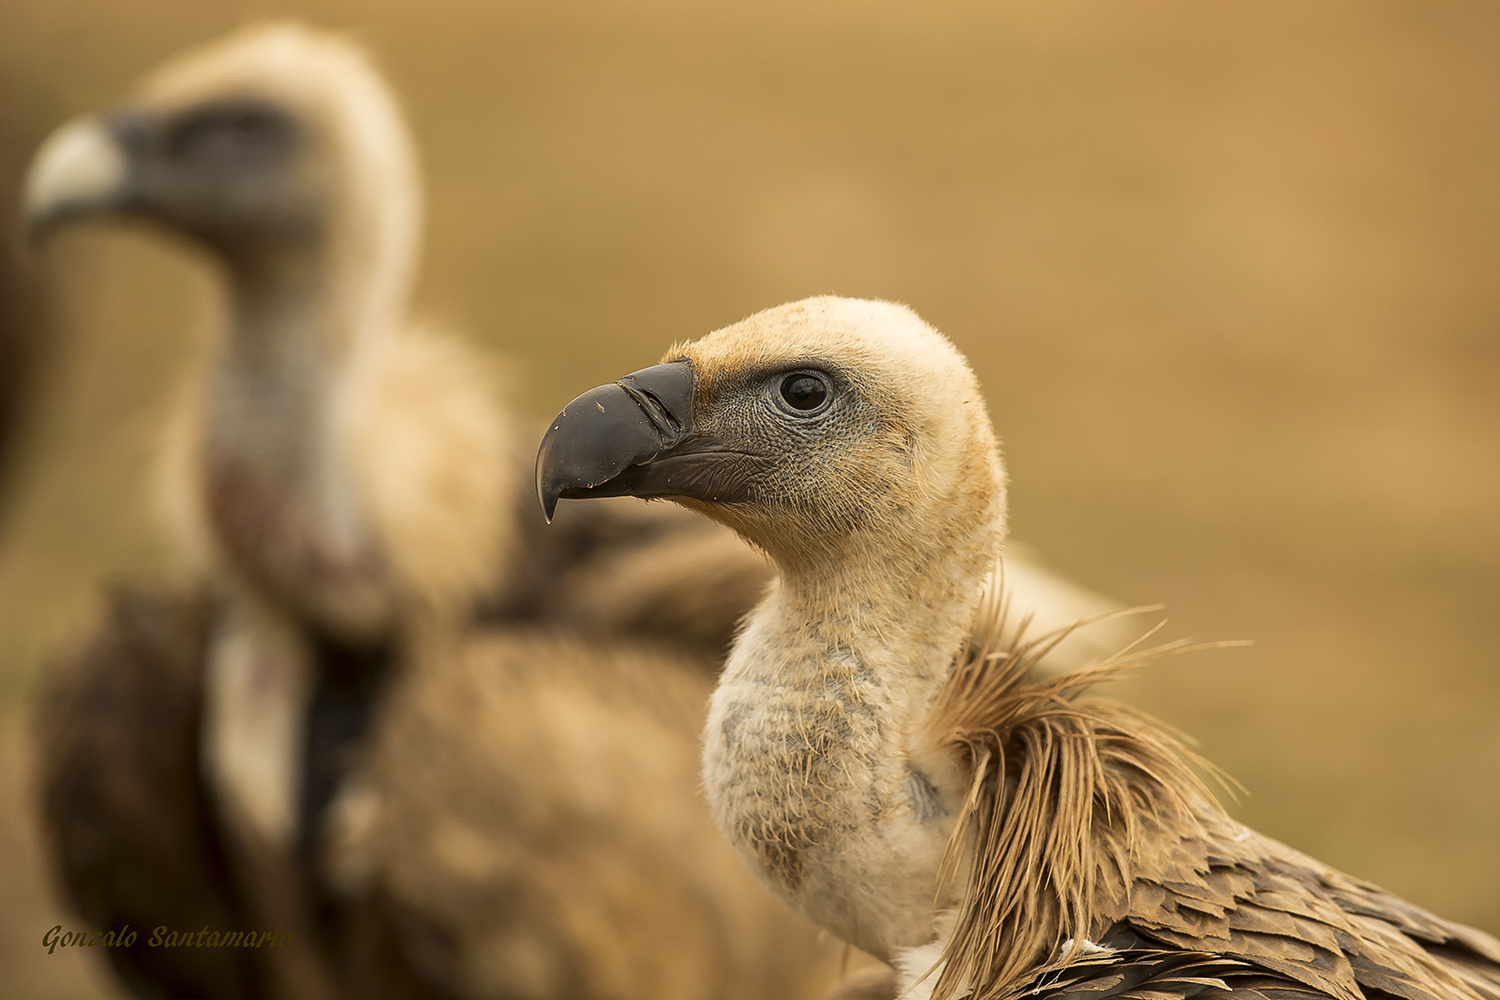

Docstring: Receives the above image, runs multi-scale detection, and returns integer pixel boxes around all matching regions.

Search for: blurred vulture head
[25,22,417,337]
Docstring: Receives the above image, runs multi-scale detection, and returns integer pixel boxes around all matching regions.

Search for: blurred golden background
[0,1,1495,996]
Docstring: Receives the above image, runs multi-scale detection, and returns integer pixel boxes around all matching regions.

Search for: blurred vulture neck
[224,215,412,365]
[212,187,416,442]
[199,188,418,638]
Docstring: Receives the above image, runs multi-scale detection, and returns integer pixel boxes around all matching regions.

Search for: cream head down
[538,296,1007,573]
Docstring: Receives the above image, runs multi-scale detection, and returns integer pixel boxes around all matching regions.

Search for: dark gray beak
[535,360,764,521]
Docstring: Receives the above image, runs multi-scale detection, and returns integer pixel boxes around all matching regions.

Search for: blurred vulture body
[41,581,849,1000]
[536,297,1500,1000]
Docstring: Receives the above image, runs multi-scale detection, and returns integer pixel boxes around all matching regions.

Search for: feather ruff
[917,570,1500,1000]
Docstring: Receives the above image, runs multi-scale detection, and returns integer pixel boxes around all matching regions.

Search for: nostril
[614,361,697,447]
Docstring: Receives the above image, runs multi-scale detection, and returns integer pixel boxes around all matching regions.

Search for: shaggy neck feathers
[917,601,1222,1000]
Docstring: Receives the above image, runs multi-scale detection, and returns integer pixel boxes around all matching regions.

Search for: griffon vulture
[536,296,1500,1000]
[23,24,859,1000]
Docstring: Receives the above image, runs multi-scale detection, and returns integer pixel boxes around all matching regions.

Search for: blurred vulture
[24,23,843,1000]
[537,296,1500,1000]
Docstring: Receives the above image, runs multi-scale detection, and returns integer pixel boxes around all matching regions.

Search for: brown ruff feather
[916,571,1500,1000]
[920,573,1231,1000]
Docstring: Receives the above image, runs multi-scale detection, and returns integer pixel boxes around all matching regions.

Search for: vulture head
[20,21,499,643]
[538,296,1008,578]
[25,21,418,346]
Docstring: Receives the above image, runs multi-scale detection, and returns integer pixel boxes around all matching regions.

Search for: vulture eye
[777,372,832,415]
[169,103,294,168]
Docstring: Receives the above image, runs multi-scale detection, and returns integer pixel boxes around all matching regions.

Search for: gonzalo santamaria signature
[43,925,292,954]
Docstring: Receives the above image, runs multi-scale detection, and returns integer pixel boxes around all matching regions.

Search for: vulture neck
[775,527,995,702]
[202,193,416,639]
[196,139,431,857]
[222,197,414,369]
[706,478,1006,962]
[220,249,382,389]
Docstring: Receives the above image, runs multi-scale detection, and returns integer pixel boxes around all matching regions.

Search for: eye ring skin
[165,100,300,169]
[770,369,835,419]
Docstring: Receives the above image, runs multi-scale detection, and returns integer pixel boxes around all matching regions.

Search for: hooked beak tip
[536,443,562,523]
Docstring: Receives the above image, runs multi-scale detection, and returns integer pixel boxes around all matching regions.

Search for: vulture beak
[535,360,762,521]
[23,115,131,242]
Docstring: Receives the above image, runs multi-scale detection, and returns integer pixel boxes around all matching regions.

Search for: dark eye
[169,103,293,167]
[778,372,830,413]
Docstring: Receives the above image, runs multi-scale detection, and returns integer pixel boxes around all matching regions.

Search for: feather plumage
[921,589,1500,1000]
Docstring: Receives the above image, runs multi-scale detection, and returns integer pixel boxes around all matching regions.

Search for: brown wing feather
[1113,816,1500,1000]
[1016,947,1330,998]
[918,579,1227,999]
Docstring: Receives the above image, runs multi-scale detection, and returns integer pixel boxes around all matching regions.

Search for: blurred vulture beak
[24,116,130,241]
[535,359,763,520]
